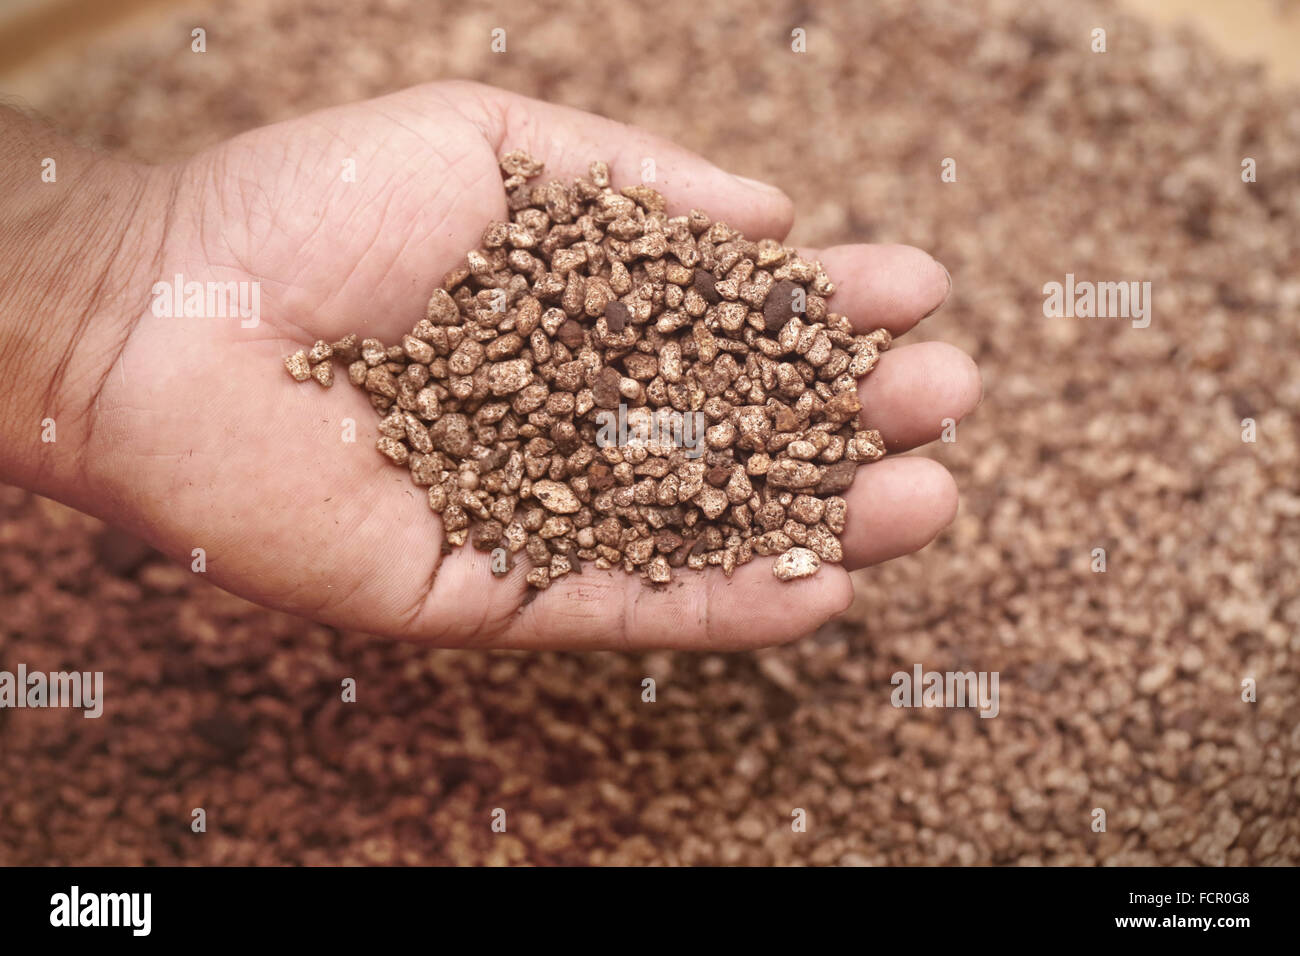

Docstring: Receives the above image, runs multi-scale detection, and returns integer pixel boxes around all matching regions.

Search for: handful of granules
[284,152,890,589]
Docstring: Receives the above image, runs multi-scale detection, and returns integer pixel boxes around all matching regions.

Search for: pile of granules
[285,152,891,588]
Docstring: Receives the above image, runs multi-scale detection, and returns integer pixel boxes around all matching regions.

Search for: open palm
[80,81,978,649]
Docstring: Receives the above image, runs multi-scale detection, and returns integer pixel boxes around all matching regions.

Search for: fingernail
[921,262,952,320]
[732,173,785,195]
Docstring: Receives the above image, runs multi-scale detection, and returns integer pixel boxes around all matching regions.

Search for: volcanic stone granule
[286,153,890,588]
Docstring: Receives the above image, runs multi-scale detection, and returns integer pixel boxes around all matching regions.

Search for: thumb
[422,80,795,241]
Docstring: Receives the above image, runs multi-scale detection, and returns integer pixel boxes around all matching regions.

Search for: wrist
[0,111,178,502]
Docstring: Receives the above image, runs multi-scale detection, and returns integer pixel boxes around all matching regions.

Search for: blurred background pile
[0,0,1297,864]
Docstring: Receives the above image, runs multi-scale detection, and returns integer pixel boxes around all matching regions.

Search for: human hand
[0,82,979,649]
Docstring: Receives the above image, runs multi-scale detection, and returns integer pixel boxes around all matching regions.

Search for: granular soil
[286,153,889,589]
[0,0,1296,865]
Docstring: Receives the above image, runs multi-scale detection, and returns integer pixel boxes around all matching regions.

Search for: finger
[858,341,982,452]
[838,456,958,569]
[439,80,796,241]
[799,244,950,336]
[475,558,853,651]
